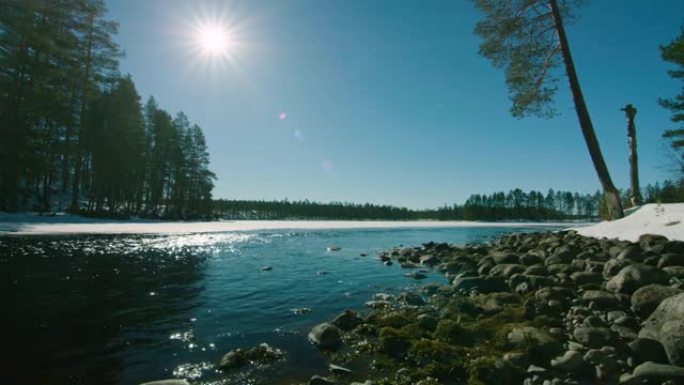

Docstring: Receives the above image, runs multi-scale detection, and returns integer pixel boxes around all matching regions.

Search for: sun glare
[197,24,230,55]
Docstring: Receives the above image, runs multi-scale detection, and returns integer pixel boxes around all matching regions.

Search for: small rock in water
[290,307,313,315]
[309,375,336,385]
[384,260,393,266]
[261,266,273,271]
[331,309,363,331]
[329,363,352,374]
[218,349,247,370]
[327,246,341,252]
[308,323,342,349]
[359,253,368,257]
[317,271,330,275]
[140,380,190,385]
[403,271,427,280]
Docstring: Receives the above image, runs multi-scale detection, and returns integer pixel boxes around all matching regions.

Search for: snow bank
[571,203,684,242]
[0,212,577,235]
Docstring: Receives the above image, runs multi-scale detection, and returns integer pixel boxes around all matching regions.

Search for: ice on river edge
[0,213,580,235]
[1,203,682,243]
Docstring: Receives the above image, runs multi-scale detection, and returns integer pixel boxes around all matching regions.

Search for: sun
[196,24,230,56]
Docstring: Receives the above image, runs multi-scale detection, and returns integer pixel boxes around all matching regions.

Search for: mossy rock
[378,311,414,329]
[467,357,519,385]
[378,327,411,358]
[434,319,473,345]
[416,314,438,331]
[408,338,459,366]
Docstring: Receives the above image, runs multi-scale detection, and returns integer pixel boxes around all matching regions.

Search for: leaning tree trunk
[549,0,624,219]
[622,104,641,207]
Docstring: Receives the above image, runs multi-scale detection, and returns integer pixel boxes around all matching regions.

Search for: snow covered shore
[0,212,578,235]
[572,203,684,242]
[2,205,681,241]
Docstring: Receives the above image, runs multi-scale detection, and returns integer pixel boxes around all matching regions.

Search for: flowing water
[0,225,565,385]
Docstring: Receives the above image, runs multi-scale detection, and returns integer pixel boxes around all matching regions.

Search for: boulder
[489,263,526,278]
[664,266,684,279]
[605,264,669,294]
[523,265,547,276]
[491,251,519,264]
[639,234,669,251]
[309,323,342,349]
[218,343,283,370]
[397,292,425,306]
[628,338,670,365]
[659,253,684,268]
[630,361,684,382]
[550,350,584,371]
[509,274,554,291]
[520,253,544,266]
[631,284,682,318]
[603,259,632,277]
[507,326,563,362]
[640,293,684,365]
[452,276,508,294]
[570,271,603,285]
[582,290,622,310]
[219,349,247,370]
[573,327,612,349]
[419,254,437,266]
[617,246,643,263]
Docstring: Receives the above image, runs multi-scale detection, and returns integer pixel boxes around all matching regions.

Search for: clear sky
[106,0,684,209]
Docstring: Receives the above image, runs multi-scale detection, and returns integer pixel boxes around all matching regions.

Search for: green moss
[434,319,472,345]
[377,327,410,358]
[408,338,458,366]
[466,356,499,385]
[439,296,480,322]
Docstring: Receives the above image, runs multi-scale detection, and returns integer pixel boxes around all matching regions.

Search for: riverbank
[284,229,684,385]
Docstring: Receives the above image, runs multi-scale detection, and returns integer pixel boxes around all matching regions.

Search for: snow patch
[571,203,684,242]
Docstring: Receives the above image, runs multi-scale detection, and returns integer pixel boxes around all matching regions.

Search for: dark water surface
[0,226,563,385]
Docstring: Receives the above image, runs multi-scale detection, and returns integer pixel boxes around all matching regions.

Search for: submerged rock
[308,322,342,350]
[218,343,284,370]
[331,309,363,331]
[219,348,247,370]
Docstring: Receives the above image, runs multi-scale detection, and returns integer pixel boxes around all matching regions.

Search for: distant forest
[215,181,684,221]
[0,1,215,218]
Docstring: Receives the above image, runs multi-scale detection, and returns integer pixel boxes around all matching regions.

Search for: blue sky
[106,0,684,209]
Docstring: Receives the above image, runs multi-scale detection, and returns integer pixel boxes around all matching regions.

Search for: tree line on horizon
[0,1,215,218]
[214,181,684,221]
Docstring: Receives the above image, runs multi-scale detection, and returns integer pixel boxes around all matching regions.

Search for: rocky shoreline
[286,230,684,385]
[163,230,684,385]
